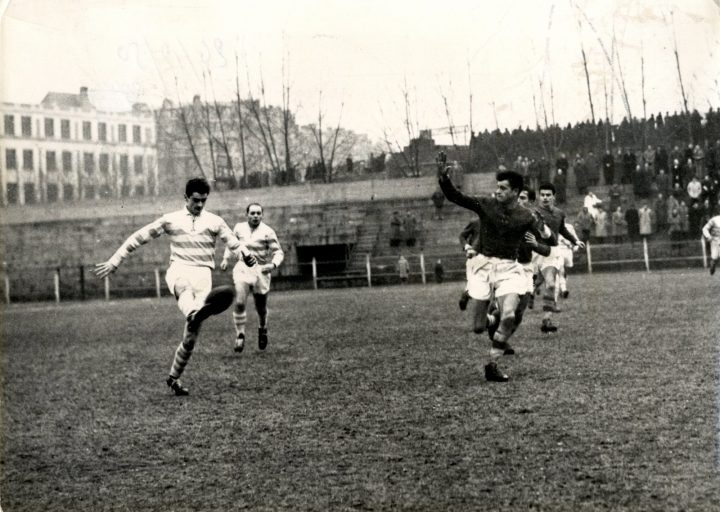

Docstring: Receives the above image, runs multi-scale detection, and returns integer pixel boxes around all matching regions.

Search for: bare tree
[669,11,693,141]
[208,70,235,185]
[244,66,282,178]
[234,53,248,184]
[174,77,206,178]
[309,91,347,183]
[281,50,295,180]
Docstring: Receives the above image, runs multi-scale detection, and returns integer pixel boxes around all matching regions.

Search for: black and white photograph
[1,0,720,510]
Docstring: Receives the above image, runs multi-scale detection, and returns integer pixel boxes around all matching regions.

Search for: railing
[0,238,710,304]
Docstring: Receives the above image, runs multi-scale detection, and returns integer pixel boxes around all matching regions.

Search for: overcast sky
[1,0,719,144]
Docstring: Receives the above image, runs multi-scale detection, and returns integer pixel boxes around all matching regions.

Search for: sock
[232,306,247,338]
[169,322,198,380]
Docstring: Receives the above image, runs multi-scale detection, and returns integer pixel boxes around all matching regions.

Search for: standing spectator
[583,190,603,219]
[397,255,410,284]
[668,207,683,254]
[639,202,655,239]
[688,200,705,239]
[553,168,567,204]
[684,143,694,165]
[687,176,702,202]
[655,168,671,198]
[538,155,551,186]
[609,183,623,213]
[643,145,656,169]
[655,145,669,174]
[667,192,680,222]
[707,139,720,174]
[701,174,719,210]
[654,193,668,235]
[527,157,540,192]
[612,205,627,243]
[594,205,610,244]
[431,188,445,220]
[403,211,417,247]
[586,150,600,186]
[692,144,705,178]
[678,200,690,239]
[670,158,684,189]
[575,206,595,243]
[389,211,403,248]
[683,157,696,185]
[555,152,569,184]
[602,149,615,186]
[573,154,588,194]
[434,259,445,283]
[512,155,524,175]
[622,147,636,186]
[670,145,683,166]
[625,203,640,245]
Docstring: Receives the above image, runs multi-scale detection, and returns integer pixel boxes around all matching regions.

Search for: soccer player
[458,219,481,311]
[556,222,580,300]
[702,213,720,275]
[94,177,257,396]
[533,183,585,333]
[220,203,284,352]
[437,152,546,382]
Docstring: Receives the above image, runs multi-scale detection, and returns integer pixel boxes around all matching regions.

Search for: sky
[1,0,719,145]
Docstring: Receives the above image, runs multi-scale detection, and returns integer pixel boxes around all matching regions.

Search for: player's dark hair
[496,170,524,192]
[539,182,556,195]
[246,202,263,214]
[185,177,211,197]
[522,186,536,201]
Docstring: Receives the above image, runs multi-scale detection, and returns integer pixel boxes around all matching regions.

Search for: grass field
[2,269,720,511]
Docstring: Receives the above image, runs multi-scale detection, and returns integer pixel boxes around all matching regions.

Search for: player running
[221,203,284,352]
[437,152,549,382]
[94,177,257,396]
[702,213,720,275]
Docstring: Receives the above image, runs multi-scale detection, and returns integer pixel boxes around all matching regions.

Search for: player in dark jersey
[534,182,585,332]
[437,152,547,382]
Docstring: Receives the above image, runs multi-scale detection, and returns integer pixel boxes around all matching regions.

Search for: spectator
[689,200,705,238]
[670,158,684,189]
[639,202,655,239]
[431,188,445,220]
[678,199,690,239]
[655,168,671,198]
[594,205,610,244]
[397,255,410,284]
[683,157,696,185]
[586,150,600,186]
[527,158,540,192]
[389,211,403,248]
[583,190,603,219]
[602,149,615,186]
[553,168,567,204]
[668,207,682,254]
[670,145,683,166]
[609,183,623,213]
[655,145,669,174]
[538,156,551,185]
[701,174,719,209]
[575,206,595,243]
[667,192,680,222]
[692,144,705,178]
[654,193,668,235]
[643,145,656,169]
[434,259,445,283]
[622,147,636,186]
[555,152,569,183]
[403,211,417,247]
[612,205,627,243]
[573,154,588,194]
[625,203,640,245]
[687,176,702,202]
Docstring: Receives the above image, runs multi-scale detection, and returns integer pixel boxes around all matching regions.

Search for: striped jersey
[702,215,720,240]
[108,208,246,269]
[223,221,284,268]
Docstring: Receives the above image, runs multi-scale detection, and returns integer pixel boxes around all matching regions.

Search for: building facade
[0,87,158,205]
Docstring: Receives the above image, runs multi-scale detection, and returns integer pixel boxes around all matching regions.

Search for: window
[120,155,129,176]
[4,115,14,136]
[5,149,17,170]
[99,153,109,174]
[62,151,72,172]
[83,153,94,174]
[6,183,19,204]
[118,124,127,142]
[61,119,71,139]
[82,121,92,140]
[46,151,57,172]
[132,125,141,143]
[24,183,36,204]
[84,185,96,200]
[145,127,152,144]
[47,183,59,203]
[63,184,74,201]
[45,118,55,138]
[98,122,107,142]
[134,155,144,174]
[21,116,32,136]
[22,150,34,170]
[135,185,145,196]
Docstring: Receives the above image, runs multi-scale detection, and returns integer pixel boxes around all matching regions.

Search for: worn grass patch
[2,269,720,511]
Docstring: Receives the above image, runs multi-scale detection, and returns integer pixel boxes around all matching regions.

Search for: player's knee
[173,279,192,297]
[500,311,516,327]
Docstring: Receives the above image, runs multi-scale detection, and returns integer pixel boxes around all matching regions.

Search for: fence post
[365,254,372,288]
[104,275,110,301]
[643,237,650,272]
[419,252,426,284]
[79,265,86,300]
[701,237,707,268]
[586,241,593,274]
[54,268,60,303]
[312,257,318,290]
[154,268,161,298]
[4,271,10,304]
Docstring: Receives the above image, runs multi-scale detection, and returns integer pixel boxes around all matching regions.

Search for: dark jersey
[459,220,482,252]
[535,204,579,246]
[440,175,536,260]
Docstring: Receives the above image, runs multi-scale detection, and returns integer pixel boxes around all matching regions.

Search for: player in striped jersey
[94,177,257,396]
[702,214,720,275]
[221,203,284,352]
[533,183,585,333]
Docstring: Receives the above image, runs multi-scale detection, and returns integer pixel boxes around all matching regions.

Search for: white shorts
[466,254,525,301]
[165,262,212,305]
[521,261,535,294]
[232,262,272,295]
[559,246,574,268]
[538,246,564,272]
[710,238,720,260]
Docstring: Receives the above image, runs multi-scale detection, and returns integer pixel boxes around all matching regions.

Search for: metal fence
[0,237,711,304]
